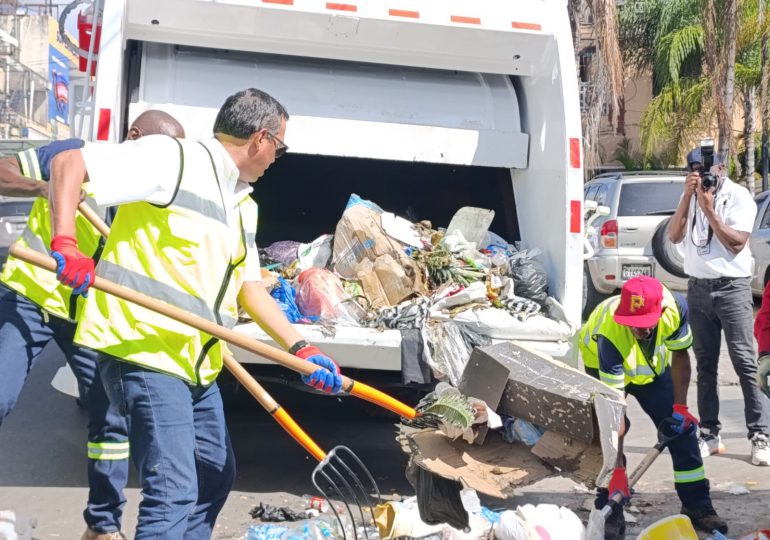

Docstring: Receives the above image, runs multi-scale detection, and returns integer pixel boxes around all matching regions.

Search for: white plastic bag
[297,234,333,273]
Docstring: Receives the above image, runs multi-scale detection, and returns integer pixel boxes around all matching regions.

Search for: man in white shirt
[668,147,770,467]
[46,89,344,538]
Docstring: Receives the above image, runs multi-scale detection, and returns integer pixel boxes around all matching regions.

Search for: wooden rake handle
[10,244,417,419]
[222,351,326,461]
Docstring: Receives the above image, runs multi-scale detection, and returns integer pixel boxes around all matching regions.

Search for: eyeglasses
[266,132,289,159]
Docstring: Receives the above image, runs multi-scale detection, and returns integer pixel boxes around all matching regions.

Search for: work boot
[681,505,728,534]
[604,505,626,540]
[698,428,725,458]
[80,528,127,540]
[750,433,770,466]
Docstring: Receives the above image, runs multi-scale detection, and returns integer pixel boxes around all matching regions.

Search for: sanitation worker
[579,276,727,538]
[0,110,184,540]
[46,88,343,539]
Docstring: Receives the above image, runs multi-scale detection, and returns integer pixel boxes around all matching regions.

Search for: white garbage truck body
[84,0,585,381]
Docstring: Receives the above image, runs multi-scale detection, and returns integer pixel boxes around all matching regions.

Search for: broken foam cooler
[400,341,625,497]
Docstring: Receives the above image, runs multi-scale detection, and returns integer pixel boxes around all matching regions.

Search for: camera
[699,138,717,190]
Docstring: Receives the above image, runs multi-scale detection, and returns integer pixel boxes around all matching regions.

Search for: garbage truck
[72,0,585,387]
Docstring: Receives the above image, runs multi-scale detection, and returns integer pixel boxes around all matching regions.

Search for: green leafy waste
[416,386,475,430]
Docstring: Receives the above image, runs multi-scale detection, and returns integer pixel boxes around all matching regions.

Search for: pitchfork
[31,203,402,538]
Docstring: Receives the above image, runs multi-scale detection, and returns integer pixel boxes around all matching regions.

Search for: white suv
[583,172,688,316]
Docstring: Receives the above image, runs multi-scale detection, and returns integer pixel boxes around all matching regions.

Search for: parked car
[583,172,688,316]
[750,191,770,296]
[0,197,35,269]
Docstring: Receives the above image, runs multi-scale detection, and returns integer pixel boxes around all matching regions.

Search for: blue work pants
[99,355,235,539]
[0,286,127,533]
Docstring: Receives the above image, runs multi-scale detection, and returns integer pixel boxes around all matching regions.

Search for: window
[617,182,682,217]
[759,200,770,230]
[595,184,609,205]
[584,184,600,201]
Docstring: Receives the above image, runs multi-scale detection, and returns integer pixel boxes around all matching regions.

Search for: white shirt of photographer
[682,176,756,279]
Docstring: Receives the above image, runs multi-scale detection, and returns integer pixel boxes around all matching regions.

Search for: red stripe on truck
[450,15,481,24]
[511,21,542,31]
[97,108,111,141]
[570,200,581,234]
[389,9,419,18]
[327,3,357,11]
[569,138,581,168]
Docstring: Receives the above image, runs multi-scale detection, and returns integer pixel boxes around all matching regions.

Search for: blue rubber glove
[296,345,343,394]
[672,404,699,434]
[50,234,94,297]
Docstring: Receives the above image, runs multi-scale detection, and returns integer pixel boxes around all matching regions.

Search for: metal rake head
[312,445,381,540]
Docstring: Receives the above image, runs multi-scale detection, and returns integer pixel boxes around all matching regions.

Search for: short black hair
[213,88,289,139]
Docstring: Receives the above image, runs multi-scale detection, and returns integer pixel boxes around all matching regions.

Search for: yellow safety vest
[74,138,258,386]
[579,287,692,388]
[1,148,105,321]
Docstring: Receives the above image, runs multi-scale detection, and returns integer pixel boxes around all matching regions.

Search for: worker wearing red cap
[580,276,726,538]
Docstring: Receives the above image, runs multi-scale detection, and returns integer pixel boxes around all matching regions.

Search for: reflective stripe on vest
[1,151,104,321]
[74,138,256,386]
[579,288,683,386]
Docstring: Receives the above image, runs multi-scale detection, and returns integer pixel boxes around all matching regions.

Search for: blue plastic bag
[270,277,304,324]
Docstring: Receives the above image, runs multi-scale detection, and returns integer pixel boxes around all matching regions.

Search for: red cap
[613,276,664,328]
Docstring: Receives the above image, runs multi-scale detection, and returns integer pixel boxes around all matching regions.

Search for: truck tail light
[600,219,618,249]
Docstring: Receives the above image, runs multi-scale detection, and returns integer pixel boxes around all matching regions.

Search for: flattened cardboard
[402,429,554,499]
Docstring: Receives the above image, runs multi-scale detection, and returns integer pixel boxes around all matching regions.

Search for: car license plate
[621,264,653,280]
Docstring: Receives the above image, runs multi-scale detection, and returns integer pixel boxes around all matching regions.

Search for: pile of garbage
[242,489,586,540]
[257,194,573,384]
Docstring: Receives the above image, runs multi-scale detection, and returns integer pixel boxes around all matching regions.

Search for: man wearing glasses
[45,88,341,538]
[668,147,770,467]
[580,276,727,538]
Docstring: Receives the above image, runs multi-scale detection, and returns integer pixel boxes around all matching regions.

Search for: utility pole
[762,0,769,191]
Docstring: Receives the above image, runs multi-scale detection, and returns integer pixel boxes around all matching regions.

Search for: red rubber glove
[608,467,630,504]
[296,345,343,394]
[672,404,699,434]
[50,235,95,297]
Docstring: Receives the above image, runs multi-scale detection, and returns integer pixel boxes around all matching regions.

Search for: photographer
[668,145,770,467]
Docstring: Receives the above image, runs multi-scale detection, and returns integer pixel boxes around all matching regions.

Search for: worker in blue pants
[0,110,184,540]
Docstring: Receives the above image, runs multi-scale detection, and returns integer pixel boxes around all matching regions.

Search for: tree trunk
[706,0,739,163]
[745,88,757,194]
[762,0,770,191]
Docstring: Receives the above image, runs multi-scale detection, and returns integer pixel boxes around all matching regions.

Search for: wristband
[288,339,310,356]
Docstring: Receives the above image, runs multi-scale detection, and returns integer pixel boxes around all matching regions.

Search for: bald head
[127,110,185,140]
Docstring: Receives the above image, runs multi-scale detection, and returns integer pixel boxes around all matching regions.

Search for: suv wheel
[652,217,688,278]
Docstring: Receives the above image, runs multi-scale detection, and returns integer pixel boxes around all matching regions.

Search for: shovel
[585,417,693,540]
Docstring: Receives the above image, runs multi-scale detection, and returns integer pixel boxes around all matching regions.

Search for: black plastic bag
[508,248,548,304]
[406,463,469,531]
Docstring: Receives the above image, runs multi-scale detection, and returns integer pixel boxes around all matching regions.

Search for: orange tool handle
[11,245,418,419]
[223,352,326,461]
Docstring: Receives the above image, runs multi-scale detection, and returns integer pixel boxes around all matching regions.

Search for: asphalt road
[0,341,768,539]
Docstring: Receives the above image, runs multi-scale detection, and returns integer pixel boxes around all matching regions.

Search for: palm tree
[620,0,707,163]
[569,0,624,176]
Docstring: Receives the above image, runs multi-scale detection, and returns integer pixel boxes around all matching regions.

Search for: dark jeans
[0,287,127,532]
[687,277,770,438]
[586,367,712,509]
[99,355,235,539]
